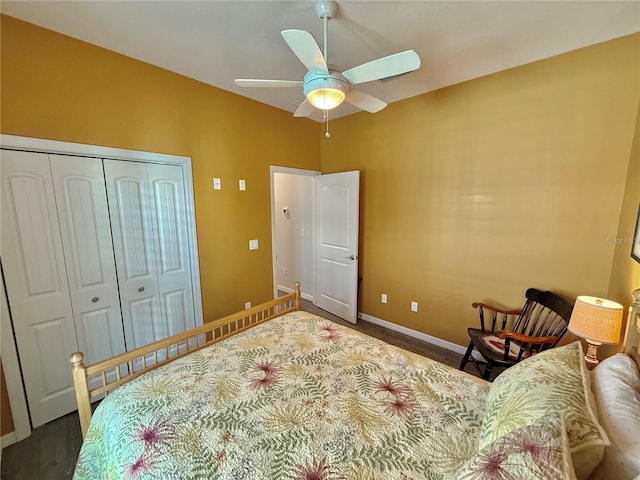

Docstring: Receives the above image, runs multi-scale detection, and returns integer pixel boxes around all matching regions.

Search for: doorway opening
[270,166,360,324]
[270,166,319,302]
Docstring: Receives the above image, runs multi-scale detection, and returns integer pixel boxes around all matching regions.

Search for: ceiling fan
[234,0,421,118]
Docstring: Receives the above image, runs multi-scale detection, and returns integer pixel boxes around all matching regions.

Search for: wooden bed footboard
[70,283,301,438]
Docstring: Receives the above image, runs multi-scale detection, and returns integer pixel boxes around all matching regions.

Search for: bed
[70,284,640,480]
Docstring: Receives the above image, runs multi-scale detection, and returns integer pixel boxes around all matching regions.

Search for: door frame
[269,165,320,301]
[0,134,203,437]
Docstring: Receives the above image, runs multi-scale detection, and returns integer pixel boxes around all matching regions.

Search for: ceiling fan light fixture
[304,71,348,110]
[307,87,345,110]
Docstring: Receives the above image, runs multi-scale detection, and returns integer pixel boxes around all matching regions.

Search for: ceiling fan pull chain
[324,110,331,138]
[322,78,333,136]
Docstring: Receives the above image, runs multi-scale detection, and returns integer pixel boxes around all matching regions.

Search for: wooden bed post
[294,282,301,310]
[69,352,92,439]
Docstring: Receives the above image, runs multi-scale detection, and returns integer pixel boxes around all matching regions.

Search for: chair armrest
[471,302,522,333]
[497,331,558,345]
[471,302,522,316]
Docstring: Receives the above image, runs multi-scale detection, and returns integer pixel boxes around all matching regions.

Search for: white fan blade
[281,29,328,74]
[345,89,387,113]
[293,99,316,117]
[235,79,303,88]
[342,50,420,85]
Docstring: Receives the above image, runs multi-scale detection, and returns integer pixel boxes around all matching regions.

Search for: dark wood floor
[1,298,479,480]
[1,410,82,480]
[302,299,473,371]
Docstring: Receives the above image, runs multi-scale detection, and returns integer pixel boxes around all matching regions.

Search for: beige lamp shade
[568,296,623,344]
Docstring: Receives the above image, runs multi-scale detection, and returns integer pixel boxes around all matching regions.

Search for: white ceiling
[2,1,639,121]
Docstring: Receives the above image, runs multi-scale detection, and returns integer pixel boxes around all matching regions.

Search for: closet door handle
[138,287,145,292]
[91,297,99,303]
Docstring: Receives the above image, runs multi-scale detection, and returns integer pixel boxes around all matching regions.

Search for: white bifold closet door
[2,150,199,428]
[50,155,126,366]
[1,151,125,427]
[104,160,196,350]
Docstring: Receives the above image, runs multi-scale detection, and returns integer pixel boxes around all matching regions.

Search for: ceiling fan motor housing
[303,71,348,95]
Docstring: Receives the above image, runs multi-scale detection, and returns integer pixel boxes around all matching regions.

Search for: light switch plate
[213,178,221,190]
[381,293,387,304]
[239,179,246,191]
[249,239,259,250]
[411,301,418,312]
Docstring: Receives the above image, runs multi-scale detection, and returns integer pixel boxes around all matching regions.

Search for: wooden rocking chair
[459,288,574,380]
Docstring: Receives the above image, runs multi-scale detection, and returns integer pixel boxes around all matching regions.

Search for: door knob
[138,287,145,292]
[91,297,99,303]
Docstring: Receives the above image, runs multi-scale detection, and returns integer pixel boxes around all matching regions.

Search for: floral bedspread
[74,311,489,480]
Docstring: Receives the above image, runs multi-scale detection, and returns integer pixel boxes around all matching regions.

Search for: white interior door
[1,150,79,427]
[50,155,126,366]
[314,171,360,324]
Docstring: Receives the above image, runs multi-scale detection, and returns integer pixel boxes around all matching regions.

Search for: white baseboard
[1,431,18,449]
[277,284,313,302]
[358,312,483,361]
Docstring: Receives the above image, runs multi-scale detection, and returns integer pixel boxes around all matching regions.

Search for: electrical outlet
[249,239,259,250]
[381,293,387,304]
[411,301,418,312]
[245,301,251,309]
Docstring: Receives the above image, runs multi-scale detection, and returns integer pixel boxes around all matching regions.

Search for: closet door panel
[164,291,189,335]
[1,150,78,427]
[104,159,162,350]
[115,178,151,277]
[149,164,196,335]
[130,297,164,344]
[34,318,74,394]
[50,155,126,365]
[80,309,123,363]
[5,170,60,296]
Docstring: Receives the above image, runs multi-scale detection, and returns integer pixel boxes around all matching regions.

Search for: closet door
[105,160,196,350]
[104,160,163,350]
[148,164,196,336]
[0,150,79,427]
[49,155,126,366]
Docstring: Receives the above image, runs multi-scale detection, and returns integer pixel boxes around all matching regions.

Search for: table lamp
[568,296,623,369]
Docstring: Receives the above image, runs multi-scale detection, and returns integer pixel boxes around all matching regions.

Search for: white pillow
[589,354,640,480]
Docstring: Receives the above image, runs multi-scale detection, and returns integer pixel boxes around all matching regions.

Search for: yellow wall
[0,15,321,318]
[605,98,640,357]
[322,34,640,346]
[609,98,640,302]
[1,360,15,436]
